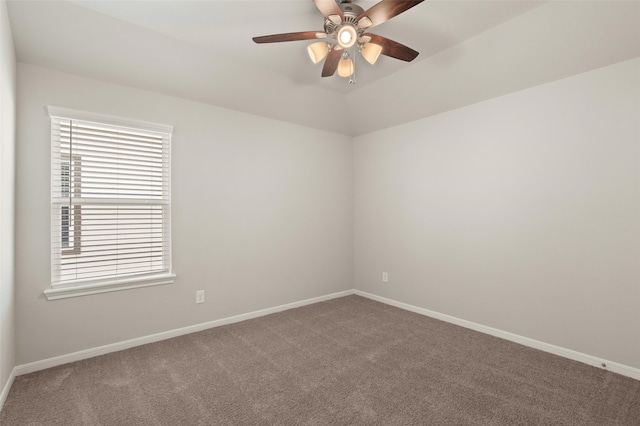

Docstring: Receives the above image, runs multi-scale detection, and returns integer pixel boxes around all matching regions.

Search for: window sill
[44,273,176,301]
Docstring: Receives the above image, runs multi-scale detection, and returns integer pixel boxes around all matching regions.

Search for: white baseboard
[0,367,17,411]
[11,288,640,384]
[355,290,640,381]
[15,289,354,376]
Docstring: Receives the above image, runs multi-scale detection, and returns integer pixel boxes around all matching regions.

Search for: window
[60,153,81,255]
[46,106,174,300]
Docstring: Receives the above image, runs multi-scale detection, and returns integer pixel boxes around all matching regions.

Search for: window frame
[45,106,175,301]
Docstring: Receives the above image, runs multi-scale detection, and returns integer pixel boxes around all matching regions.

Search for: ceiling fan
[252,0,424,82]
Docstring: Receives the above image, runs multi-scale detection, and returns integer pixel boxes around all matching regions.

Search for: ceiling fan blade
[366,34,419,62]
[358,0,424,29]
[313,0,344,21]
[253,31,326,44]
[322,48,342,77]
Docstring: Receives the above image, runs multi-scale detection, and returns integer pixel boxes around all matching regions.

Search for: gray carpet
[1,295,639,425]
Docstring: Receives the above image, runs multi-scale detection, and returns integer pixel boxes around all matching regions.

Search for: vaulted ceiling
[7,0,640,136]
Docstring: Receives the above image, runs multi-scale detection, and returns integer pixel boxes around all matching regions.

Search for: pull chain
[349,47,356,84]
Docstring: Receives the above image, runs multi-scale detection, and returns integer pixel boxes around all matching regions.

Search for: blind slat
[58,124,166,142]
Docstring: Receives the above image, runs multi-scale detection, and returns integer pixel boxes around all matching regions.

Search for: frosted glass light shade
[307,42,329,64]
[338,57,354,77]
[360,43,382,65]
[337,25,357,49]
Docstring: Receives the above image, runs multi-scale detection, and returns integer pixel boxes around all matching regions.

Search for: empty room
[1,0,639,424]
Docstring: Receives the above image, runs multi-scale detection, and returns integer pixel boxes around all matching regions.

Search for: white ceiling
[64,0,544,92]
[6,0,640,136]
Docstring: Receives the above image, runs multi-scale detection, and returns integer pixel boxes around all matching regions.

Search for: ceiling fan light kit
[337,25,358,49]
[338,54,355,77]
[253,0,424,83]
[360,42,383,65]
[308,42,330,64]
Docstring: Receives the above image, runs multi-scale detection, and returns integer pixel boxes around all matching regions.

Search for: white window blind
[49,107,173,295]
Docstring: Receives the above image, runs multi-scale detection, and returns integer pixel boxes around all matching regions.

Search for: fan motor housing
[324,2,365,34]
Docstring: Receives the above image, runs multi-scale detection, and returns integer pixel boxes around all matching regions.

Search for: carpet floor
[1,295,639,425]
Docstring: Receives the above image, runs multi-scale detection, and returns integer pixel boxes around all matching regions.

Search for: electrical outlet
[196,290,205,304]
[382,272,389,283]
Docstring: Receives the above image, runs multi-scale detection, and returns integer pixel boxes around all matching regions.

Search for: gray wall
[11,56,640,373]
[0,0,16,397]
[354,58,640,369]
[15,63,353,364]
